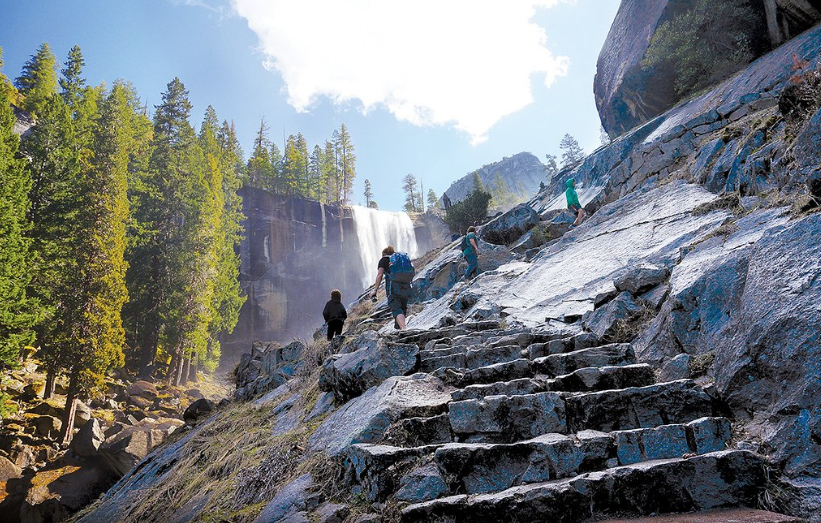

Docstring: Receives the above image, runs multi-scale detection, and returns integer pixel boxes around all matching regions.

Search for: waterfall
[351,206,419,289]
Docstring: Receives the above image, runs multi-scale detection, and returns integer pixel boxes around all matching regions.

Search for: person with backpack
[463,226,479,280]
[566,178,586,227]
[322,289,347,340]
[370,245,414,330]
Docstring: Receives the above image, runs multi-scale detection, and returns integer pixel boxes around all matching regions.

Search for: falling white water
[351,206,419,289]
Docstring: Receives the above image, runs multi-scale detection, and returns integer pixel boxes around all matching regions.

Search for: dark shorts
[327,319,344,340]
[388,281,413,318]
[568,203,582,213]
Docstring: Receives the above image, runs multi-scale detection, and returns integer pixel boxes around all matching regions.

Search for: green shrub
[642,0,767,99]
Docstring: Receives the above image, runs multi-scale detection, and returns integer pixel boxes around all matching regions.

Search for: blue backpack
[389,252,415,283]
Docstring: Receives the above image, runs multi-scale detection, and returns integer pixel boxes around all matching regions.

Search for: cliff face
[222,188,364,366]
[595,0,821,137]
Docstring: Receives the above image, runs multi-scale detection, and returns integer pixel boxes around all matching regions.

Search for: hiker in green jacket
[463,226,479,280]
[566,178,586,227]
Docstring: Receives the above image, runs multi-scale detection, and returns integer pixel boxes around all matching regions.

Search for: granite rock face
[595,0,821,137]
[441,152,547,208]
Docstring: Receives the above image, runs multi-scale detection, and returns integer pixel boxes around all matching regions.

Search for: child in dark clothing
[323,289,347,340]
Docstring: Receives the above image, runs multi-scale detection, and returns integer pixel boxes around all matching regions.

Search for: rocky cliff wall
[441,151,546,206]
[222,188,365,366]
[595,0,821,137]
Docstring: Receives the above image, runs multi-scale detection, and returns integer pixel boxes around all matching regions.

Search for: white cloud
[231,0,570,143]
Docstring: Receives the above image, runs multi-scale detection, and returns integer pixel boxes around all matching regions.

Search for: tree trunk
[138,318,159,380]
[43,367,57,400]
[180,356,190,386]
[188,358,198,383]
[167,351,180,387]
[764,0,785,46]
[59,371,79,445]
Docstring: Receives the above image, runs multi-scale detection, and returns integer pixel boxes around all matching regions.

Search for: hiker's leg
[573,208,583,226]
[326,323,334,340]
[396,313,406,330]
[465,252,478,279]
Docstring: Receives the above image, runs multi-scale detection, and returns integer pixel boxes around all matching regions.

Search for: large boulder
[309,374,452,457]
[479,203,539,245]
[319,335,420,402]
[17,463,117,523]
[69,419,105,458]
[99,418,184,476]
[595,0,821,137]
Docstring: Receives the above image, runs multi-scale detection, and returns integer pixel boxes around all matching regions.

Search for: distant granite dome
[595,0,821,138]
[442,152,547,207]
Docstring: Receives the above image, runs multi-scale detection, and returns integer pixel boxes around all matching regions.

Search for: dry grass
[692,192,744,216]
[605,304,657,344]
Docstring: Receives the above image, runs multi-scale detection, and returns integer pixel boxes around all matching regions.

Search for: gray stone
[70,418,105,457]
[659,353,691,382]
[688,417,732,455]
[532,344,635,377]
[583,291,645,341]
[0,455,22,481]
[396,463,449,503]
[309,374,451,457]
[313,502,349,523]
[319,338,419,402]
[566,380,714,433]
[252,474,314,523]
[99,418,184,476]
[614,264,669,295]
[448,392,566,441]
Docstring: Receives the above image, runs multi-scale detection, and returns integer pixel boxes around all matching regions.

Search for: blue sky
[1,0,620,211]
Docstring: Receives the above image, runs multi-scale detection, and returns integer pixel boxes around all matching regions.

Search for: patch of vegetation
[605,304,657,344]
[0,390,18,418]
[642,0,768,99]
[779,57,821,139]
[529,223,552,248]
[692,192,744,216]
[444,174,492,235]
[689,351,716,377]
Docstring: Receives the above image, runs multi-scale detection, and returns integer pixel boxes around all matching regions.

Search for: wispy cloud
[231,0,570,144]
[170,0,232,19]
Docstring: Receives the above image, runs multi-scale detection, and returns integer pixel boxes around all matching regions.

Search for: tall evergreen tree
[544,153,558,182]
[427,189,438,209]
[58,82,136,442]
[559,134,585,168]
[0,59,39,368]
[402,174,420,213]
[247,119,273,190]
[335,124,356,203]
[363,178,374,208]
[15,43,58,118]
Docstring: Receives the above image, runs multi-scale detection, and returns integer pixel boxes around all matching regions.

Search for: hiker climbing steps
[339,320,768,523]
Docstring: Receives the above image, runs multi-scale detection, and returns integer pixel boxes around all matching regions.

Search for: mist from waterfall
[351,206,419,289]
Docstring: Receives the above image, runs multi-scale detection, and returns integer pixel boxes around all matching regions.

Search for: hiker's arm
[470,238,478,251]
[371,268,385,298]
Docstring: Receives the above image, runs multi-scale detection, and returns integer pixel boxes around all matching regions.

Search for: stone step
[449,363,654,402]
[451,377,550,402]
[433,358,533,388]
[448,380,715,443]
[566,379,715,433]
[433,417,731,497]
[345,443,442,502]
[595,508,805,523]
[401,450,766,523]
[531,343,636,377]
[384,413,453,447]
[546,363,656,393]
[449,391,567,443]
[420,344,526,374]
[527,332,600,359]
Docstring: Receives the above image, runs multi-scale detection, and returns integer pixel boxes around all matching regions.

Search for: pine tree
[544,153,558,182]
[402,174,421,213]
[427,189,438,209]
[363,178,374,208]
[0,59,39,368]
[308,145,323,200]
[15,43,58,118]
[336,124,356,203]
[247,119,272,189]
[58,82,136,442]
[559,134,585,168]
[322,140,338,204]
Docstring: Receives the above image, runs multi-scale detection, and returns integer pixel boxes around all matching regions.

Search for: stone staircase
[341,321,775,523]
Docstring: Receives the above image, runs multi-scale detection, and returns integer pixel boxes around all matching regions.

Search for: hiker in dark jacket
[370,245,410,330]
[566,178,586,227]
[323,289,347,340]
